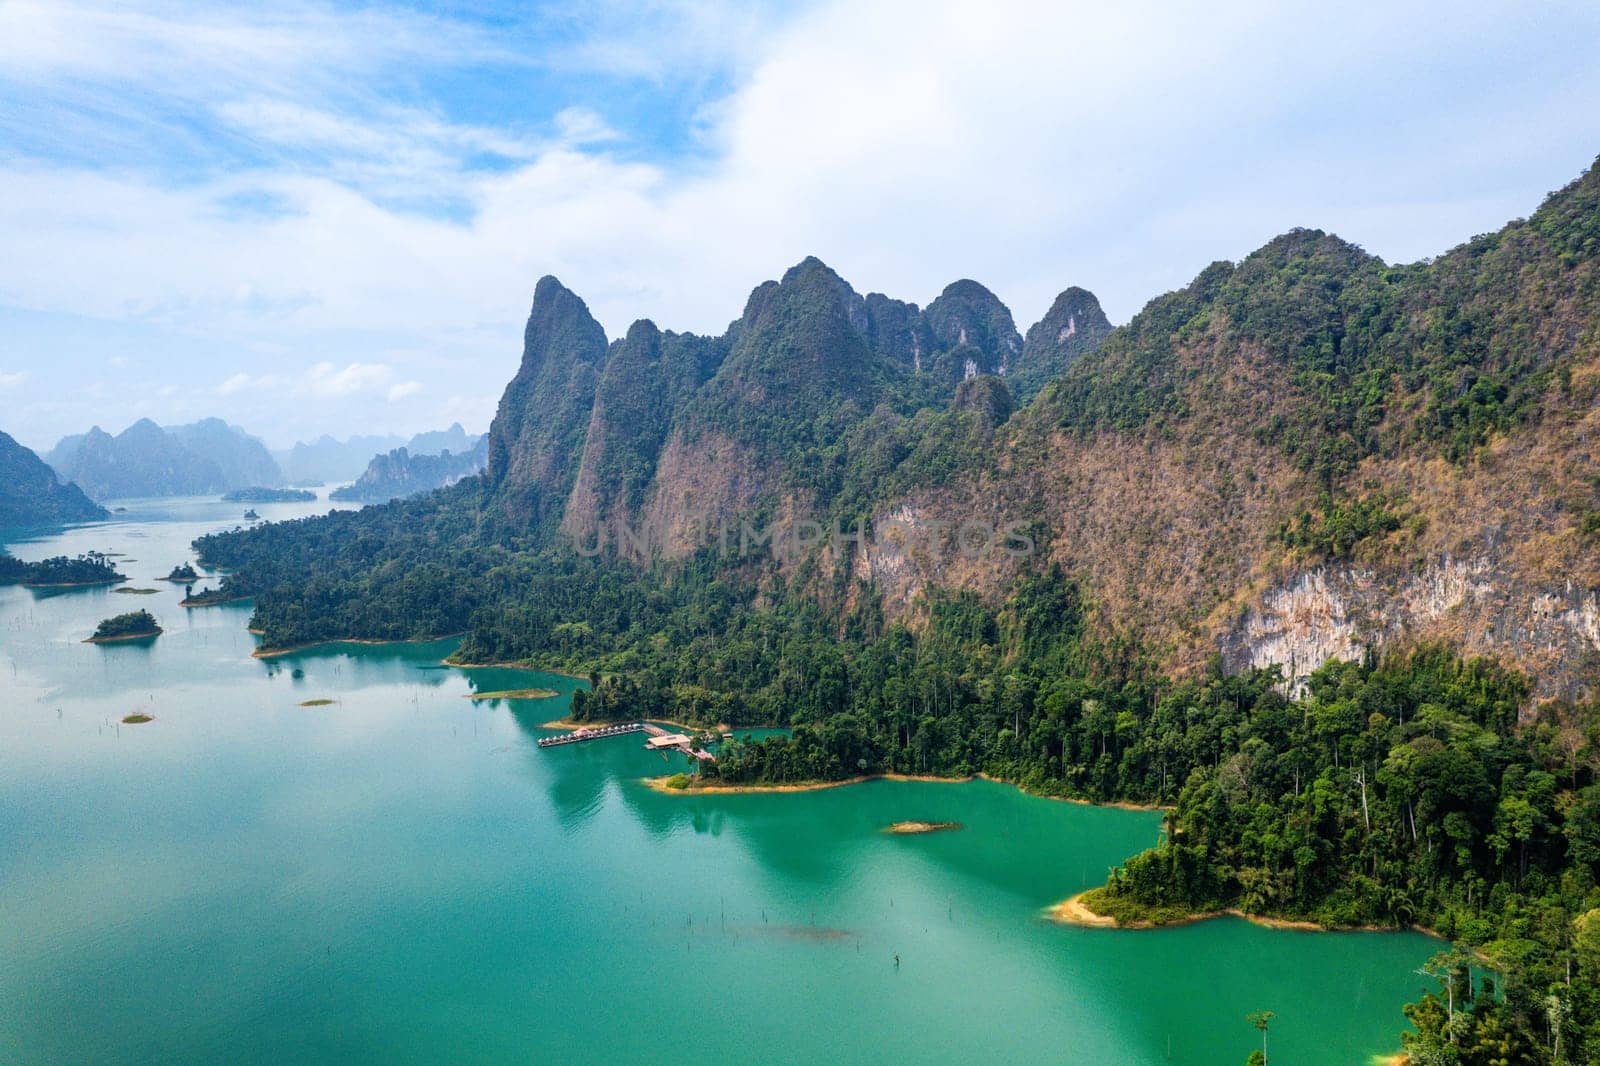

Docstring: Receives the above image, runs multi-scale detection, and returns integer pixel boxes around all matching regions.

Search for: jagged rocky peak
[1029,286,1110,349]
[777,256,871,332]
[606,318,725,386]
[519,275,609,376]
[485,276,610,530]
[1012,285,1113,403]
[721,256,880,400]
[922,279,1023,380]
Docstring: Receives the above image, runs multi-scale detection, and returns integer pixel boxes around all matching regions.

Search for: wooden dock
[536,721,645,748]
[536,720,716,760]
[642,723,717,761]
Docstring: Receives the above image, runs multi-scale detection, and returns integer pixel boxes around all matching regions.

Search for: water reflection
[0,501,1444,1066]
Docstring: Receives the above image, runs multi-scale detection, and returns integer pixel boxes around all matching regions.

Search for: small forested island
[85,609,162,643]
[221,487,315,503]
[0,551,125,587]
[164,562,199,582]
[179,586,243,607]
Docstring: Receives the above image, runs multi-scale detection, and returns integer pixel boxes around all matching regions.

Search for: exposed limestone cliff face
[561,320,726,553]
[1220,558,1600,700]
[487,276,608,531]
[638,430,772,560]
[477,153,1600,698]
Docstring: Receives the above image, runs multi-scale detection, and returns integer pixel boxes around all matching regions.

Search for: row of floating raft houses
[537,720,729,761]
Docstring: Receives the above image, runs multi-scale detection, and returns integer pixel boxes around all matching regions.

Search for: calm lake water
[1,496,1436,1065]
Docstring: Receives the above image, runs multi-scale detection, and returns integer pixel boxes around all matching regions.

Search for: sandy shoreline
[976,773,1168,812]
[643,772,975,795]
[886,821,963,835]
[250,632,468,659]
[180,594,251,607]
[640,768,1172,812]
[23,579,123,589]
[448,658,592,682]
[83,628,163,644]
[466,688,559,701]
[1046,890,1439,937]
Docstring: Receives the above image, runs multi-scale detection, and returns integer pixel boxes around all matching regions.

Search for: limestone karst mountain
[47,418,282,499]
[200,153,1600,696]
[0,430,106,527]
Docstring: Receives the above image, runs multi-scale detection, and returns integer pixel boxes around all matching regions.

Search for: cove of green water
[1,497,1436,1064]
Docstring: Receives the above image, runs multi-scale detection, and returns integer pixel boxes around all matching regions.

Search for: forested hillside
[195,154,1600,694]
[0,430,107,527]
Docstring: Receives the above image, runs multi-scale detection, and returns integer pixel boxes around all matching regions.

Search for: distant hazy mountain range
[0,431,106,527]
[277,423,479,484]
[330,434,488,504]
[46,418,283,501]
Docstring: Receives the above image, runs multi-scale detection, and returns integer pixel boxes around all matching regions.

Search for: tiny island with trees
[221,487,316,503]
[0,550,125,588]
[164,562,199,582]
[84,609,162,643]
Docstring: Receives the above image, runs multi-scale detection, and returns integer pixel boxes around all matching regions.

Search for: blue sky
[3,0,1600,451]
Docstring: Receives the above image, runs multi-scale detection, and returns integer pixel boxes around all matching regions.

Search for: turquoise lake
[0,496,1438,1064]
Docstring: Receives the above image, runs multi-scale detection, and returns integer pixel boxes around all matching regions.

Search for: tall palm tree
[1246,1011,1276,1065]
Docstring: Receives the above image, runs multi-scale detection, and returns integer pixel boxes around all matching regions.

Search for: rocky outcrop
[1221,558,1600,700]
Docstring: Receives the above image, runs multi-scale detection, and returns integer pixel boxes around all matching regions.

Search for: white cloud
[306,362,395,398]
[552,106,620,146]
[3,0,1600,449]
[0,0,510,88]
[215,372,254,395]
[0,370,26,388]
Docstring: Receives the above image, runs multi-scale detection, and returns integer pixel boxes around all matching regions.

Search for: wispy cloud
[3,0,1600,450]
[306,362,396,398]
[215,372,258,396]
